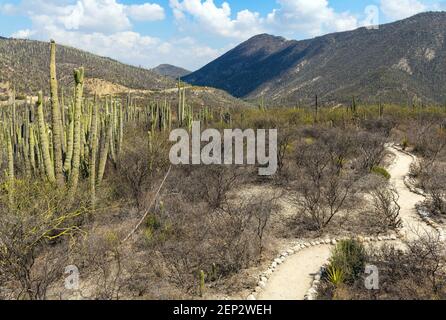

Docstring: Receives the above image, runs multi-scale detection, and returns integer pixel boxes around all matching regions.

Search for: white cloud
[27,0,131,34]
[125,3,165,21]
[169,0,361,41]
[11,29,36,39]
[0,3,18,14]
[4,0,166,33]
[266,0,358,37]
[380,0,427,20]
[169,0,265,39]
[2,0,206,68]
[3,0,219,69]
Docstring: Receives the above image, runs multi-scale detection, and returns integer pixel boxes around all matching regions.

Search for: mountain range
[152,64,191,79]
[184,12,446,106]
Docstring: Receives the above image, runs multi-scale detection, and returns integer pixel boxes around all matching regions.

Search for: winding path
[257,146,436,300]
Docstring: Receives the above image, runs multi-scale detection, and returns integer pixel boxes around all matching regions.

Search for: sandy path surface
[257,146,435,300]
[387,147,434,240]
[257,245,331,300]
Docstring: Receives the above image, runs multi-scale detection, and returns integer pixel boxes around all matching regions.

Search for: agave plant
[326,264,345,287]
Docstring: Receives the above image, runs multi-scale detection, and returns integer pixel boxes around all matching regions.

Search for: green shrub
[328,239,366,284]
[401,137,409,150]
[372,166,391,180]
[143,214,172,244]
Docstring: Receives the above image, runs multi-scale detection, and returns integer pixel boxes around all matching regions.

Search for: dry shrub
[148,192,278,294]
[0,179,88,300]
[112,126,170,208]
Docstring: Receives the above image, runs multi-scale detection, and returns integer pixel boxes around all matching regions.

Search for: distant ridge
[185,12,446,105]
[152,64,191,79]
[0,38,175,95]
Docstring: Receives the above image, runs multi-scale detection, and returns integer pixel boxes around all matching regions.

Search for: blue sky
[1,0,445,70]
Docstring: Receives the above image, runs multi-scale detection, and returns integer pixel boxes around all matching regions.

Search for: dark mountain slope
[152,64,191,79]
[185,12,446,105]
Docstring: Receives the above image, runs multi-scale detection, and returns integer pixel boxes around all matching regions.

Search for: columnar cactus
[49,40,65,185]
[199,270,205,297]
[69,67,85,194]
[89,102,98,208]
[36,91,56,183]
[7,130,14,205]
[98,114,112,185]
[64,103,75,173]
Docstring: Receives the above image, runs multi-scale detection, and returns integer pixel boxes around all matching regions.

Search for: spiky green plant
[326,264,345,286]
[329,239,366,284]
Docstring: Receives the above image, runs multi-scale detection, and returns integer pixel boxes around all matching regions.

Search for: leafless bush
[155,192,278,293]
[421,163,446,215]
[0,180,87,300]
[79,232,125,300]
[276,129,295,177]
[293,140,361,230]
[368,179,402,230]
[176,165,247,209]
[353,131,386,173]
[114,128,170,208]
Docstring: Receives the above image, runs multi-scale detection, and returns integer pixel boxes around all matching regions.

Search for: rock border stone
[245,233,399,300]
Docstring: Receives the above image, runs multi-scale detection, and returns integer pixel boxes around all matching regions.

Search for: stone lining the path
[246,233,400,300]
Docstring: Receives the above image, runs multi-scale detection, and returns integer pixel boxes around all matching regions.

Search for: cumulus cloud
[266,0,358,37]
[0,3,18,14]
[380,0,427,20]
[2,0,220,70]
[169,0,265,39]
[170,0,360,40]
[125,3,165,21]
[5,0,166,33]
[11,29,36,39]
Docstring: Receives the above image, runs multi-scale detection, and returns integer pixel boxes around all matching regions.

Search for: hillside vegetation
[0,38,175,96]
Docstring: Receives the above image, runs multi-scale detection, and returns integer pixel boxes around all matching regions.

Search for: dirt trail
[257,146,434,300]
[387,147,433,240]
[257,245,331,300]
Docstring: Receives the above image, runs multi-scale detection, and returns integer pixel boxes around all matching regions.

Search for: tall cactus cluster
[0,41,230,208]
[0,41,125,207]
[176,79,195,130]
